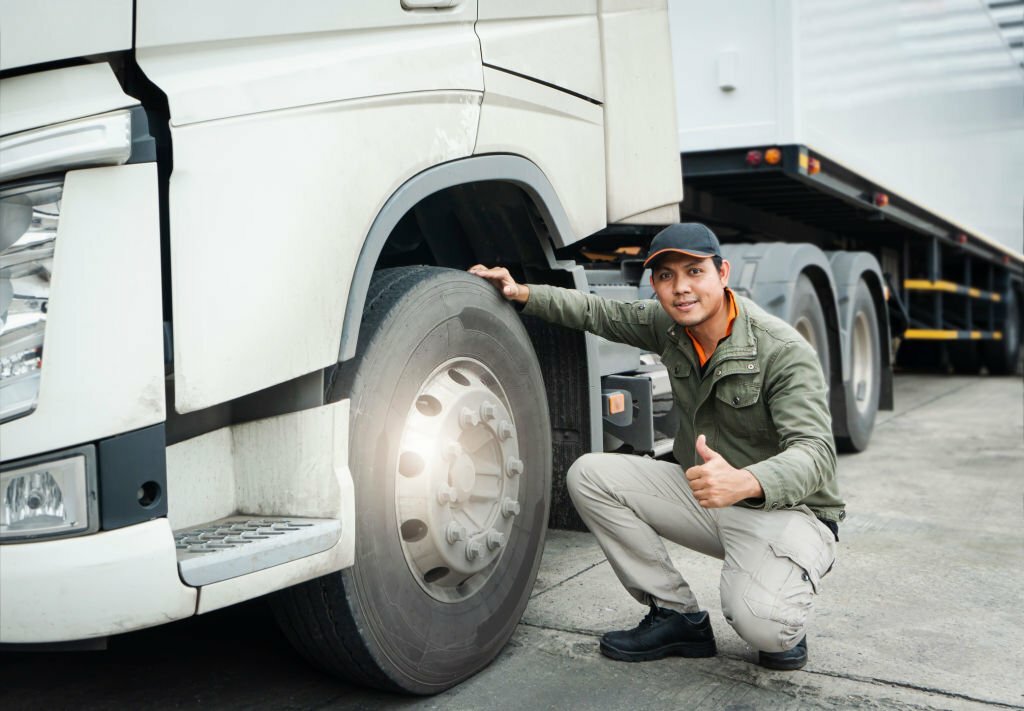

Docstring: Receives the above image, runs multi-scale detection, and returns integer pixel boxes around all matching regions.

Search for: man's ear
[719,258,731,286]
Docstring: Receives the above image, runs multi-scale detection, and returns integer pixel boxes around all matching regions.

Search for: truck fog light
[0,451,96,541]
[0,179,61,423]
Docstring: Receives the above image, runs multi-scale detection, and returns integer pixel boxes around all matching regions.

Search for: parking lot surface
[2,374,1022,710]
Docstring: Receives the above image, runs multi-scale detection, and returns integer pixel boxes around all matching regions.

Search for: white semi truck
[0,0,683,694]
[2,0,1021,696]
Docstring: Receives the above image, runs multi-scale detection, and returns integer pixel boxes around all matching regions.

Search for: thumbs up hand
[685,434,764,508]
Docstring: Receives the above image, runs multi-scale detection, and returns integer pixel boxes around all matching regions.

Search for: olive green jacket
[522,284,845,522]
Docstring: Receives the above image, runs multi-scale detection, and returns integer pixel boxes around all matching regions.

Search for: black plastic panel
[97,424,167,530]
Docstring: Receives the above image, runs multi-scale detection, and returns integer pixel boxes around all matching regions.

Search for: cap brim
[643,248,717,267]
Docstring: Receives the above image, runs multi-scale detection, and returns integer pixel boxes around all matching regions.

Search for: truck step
[173,516,341,587]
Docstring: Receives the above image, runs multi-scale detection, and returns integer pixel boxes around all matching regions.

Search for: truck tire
[836,280,881,452]
[790,274,831,386]
[271,266,551,694]
[983,289,1021,375]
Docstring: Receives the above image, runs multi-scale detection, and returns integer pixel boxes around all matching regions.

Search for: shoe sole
[757,654,807,671]
[599,639,717,662]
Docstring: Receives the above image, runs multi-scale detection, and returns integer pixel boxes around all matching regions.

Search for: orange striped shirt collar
[686,289,738,367]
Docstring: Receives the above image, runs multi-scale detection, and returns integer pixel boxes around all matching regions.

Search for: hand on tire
[469,265,530,304]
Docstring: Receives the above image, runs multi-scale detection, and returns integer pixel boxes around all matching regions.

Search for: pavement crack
[878,380,978,425]
[529,559,607,600]
[800,668,1023,709]
[519,619,601,638]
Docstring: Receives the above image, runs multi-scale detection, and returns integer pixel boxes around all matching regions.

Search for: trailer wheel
[790,274,831,385]
[836,280,881,452]
[271,266,551,694]
[983,289,1021,375]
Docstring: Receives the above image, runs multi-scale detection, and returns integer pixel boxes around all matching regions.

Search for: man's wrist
[514,284,530,304]
[741,469,764,500]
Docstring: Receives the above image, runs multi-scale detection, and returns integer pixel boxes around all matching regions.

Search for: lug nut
[485,530,505,550]
[501,498,521,517]
[460,407,481,429]
[498,420,514,440]
[506,457,524,478]
[445,522,467,544]
[480,401,497,421]
[466,538,484,561]
[437,486,459,506]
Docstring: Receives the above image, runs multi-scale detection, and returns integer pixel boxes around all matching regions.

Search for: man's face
[650,253,731,328]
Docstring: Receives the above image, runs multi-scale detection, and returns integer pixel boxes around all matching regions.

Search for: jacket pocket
[714,376,767,433]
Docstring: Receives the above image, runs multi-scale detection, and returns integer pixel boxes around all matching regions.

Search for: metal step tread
[174,516,341,587]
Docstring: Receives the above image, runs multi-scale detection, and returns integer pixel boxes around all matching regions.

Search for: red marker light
[873,192,889,207]
[956,233,968,245]
[808,157,821,175]
[765,148,782,165]
[746,150,763,167]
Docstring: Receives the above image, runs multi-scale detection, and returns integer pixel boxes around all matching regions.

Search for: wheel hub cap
[395,358,521,602]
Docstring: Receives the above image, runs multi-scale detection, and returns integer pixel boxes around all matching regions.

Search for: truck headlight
[0,180,60,423]
[0,447,97,541]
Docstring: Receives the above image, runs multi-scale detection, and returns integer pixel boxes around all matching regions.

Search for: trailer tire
[836,280,881,452]
[790,274,831,386]
[983,289,1021,375]
[271,266,551,695]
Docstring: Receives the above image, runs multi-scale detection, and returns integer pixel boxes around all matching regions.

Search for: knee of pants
[721,568,811,653]
[566,452,615,502]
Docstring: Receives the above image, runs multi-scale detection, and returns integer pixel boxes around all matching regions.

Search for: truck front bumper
[0,519,196,643]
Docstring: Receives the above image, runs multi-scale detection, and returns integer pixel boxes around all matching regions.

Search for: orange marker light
[873,192,889,207]
[607,392,625,415]
[765,148,782,165]
[808,157,821,175]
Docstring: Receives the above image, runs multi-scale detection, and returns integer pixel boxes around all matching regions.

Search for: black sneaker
[599,606,717,662]
[758,636,808,671]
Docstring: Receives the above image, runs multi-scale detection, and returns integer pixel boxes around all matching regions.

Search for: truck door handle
[401,0,460,9]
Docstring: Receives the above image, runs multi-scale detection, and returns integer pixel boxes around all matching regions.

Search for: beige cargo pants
[567,452,837,653]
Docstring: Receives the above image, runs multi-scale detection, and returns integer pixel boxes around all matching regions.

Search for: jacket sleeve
[744,339,837,510]
[521,283,664,353]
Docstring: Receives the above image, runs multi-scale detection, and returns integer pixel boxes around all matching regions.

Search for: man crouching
[470,223,842,671]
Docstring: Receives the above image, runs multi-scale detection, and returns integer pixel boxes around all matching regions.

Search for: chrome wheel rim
[394,357,522,603]
[851,310,875,415]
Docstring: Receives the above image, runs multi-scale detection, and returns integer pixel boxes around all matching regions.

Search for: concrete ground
[1,374,1021,710]
[427,374,1024,710]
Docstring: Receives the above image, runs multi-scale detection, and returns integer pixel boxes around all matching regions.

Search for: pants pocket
[740,514,835,627]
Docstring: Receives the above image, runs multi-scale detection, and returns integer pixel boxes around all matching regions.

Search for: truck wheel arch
[337,155,576,364]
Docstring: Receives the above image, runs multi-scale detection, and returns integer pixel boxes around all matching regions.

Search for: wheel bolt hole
[423,566,449,584]
[400,519,428,543]
[398,451,425,478]
[447,369,471,387]
[415,395,442,417]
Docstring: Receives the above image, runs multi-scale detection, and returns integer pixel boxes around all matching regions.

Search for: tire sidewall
[843,281,880,449]
[343,271,550,693]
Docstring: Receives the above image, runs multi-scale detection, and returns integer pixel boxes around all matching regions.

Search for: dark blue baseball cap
[643,223,722,267]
